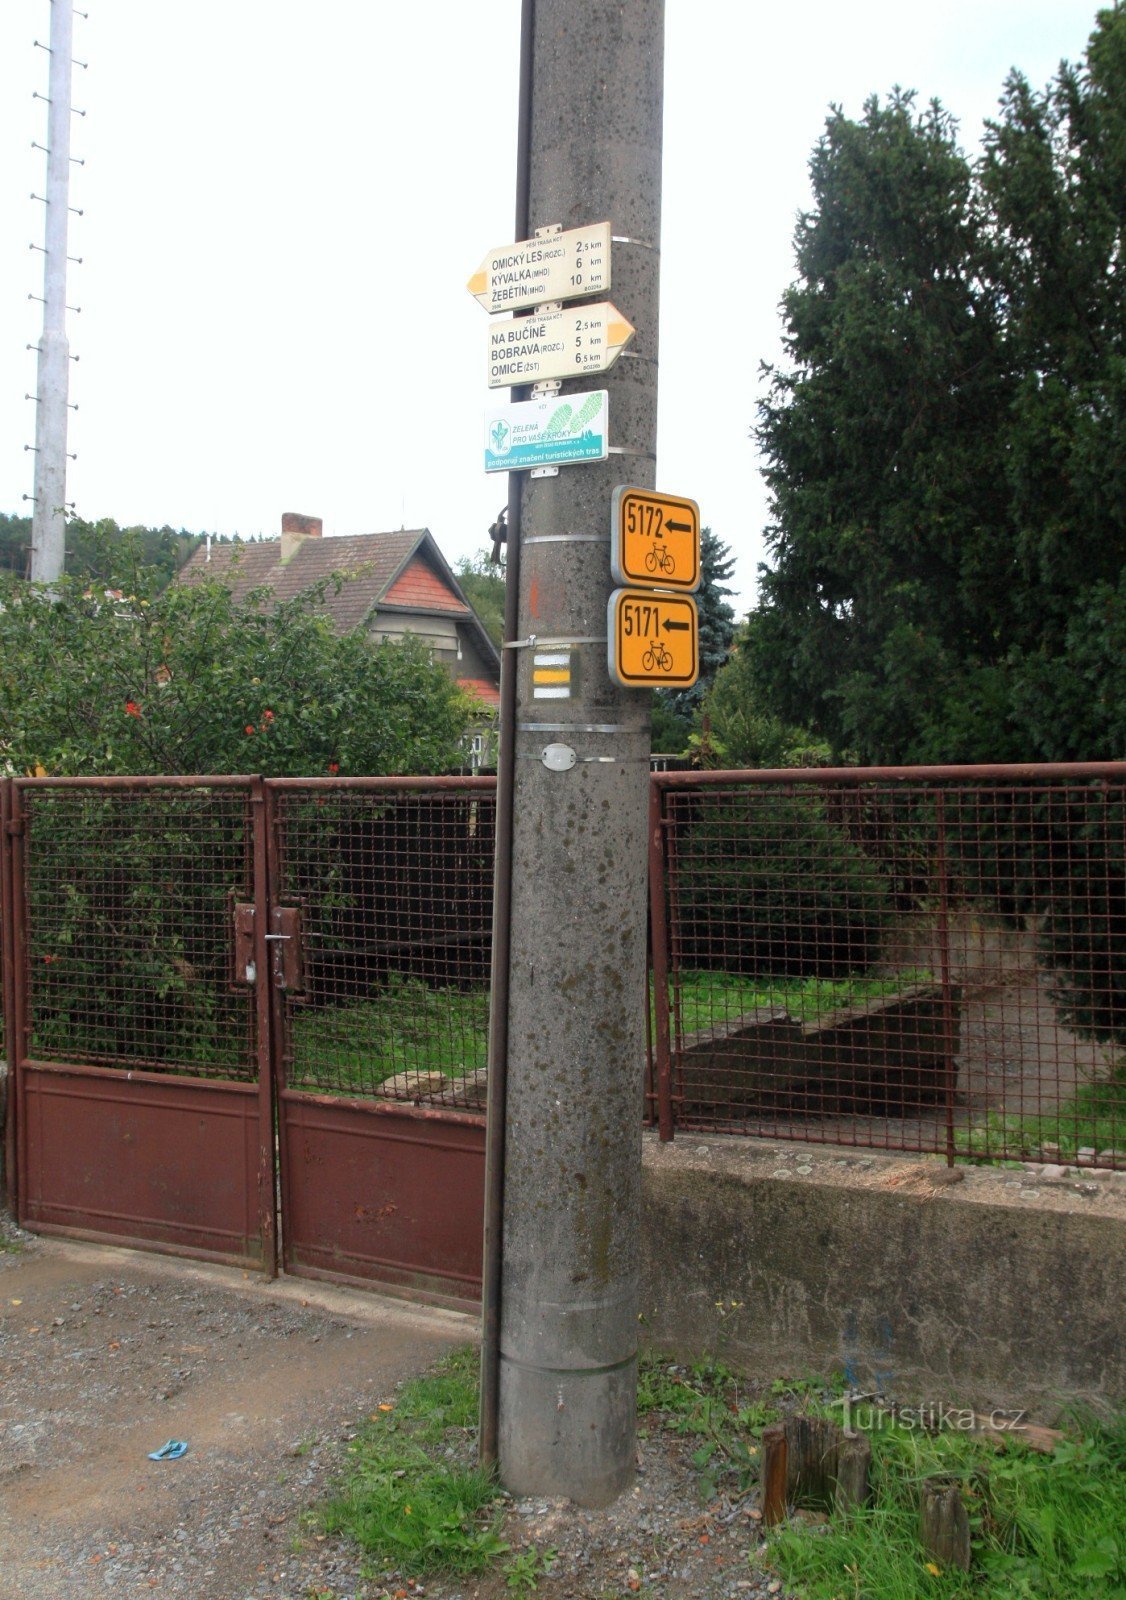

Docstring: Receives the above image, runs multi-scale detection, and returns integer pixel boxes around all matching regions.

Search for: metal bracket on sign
[530,374,562,476]
[534,224,564,238]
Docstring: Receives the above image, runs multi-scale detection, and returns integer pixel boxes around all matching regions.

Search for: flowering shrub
[0,549,474,778]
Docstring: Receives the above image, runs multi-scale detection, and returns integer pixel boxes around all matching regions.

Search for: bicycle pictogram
[642,639,674,673]
[644,542,676,577]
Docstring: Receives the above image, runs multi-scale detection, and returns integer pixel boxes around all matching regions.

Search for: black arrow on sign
[666,519,693,533]
[662,617,691,633]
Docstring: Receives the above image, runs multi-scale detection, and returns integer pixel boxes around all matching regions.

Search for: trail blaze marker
[611,486,700,590]
[607,589,699,688]
[467,221,612,316]
[488,304,634,388]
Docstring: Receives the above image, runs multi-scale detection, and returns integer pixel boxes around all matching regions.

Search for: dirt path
[744,975,1118,1158]
[0,1226,471,1599]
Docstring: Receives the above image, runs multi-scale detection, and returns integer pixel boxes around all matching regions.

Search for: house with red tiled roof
[179,515,501,731]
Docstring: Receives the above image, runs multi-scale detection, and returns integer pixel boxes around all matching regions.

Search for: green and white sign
[484,390,608,474]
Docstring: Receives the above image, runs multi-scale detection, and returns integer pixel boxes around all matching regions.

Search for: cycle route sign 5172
[610,486,700,591]
[607,589,699,689]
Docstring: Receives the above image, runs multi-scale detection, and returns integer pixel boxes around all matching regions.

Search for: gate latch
[232,902,257,985]
[267,905,305,993]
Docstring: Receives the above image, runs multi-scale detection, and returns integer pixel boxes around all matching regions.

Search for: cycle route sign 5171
[607,589,699,689]
[610,486,700,591]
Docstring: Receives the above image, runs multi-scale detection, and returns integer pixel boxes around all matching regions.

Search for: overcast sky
[0,1,1102,614]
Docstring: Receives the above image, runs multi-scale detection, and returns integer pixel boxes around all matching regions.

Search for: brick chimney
[280,511,322,565]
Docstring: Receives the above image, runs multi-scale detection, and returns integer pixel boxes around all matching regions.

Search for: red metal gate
[5,775,492,1302]
[9,778,275,1269]
[265,779,492,1306]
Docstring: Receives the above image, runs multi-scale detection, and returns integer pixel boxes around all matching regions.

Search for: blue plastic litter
[147,1439,189,1461]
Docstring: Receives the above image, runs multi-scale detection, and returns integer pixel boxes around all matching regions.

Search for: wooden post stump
[760,1416,871,1525]
[760,1424,788,1526]
[919,1478,972,1572]
[834,1432,873,1513]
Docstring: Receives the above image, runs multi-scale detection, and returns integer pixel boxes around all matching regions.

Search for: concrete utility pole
[491,0,664,1507]
[30,0,78,583]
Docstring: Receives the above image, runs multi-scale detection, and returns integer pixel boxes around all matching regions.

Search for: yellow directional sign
[611,486,700,591]
[607,589,699,689]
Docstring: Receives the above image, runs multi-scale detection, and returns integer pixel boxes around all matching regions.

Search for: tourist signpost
[467,220,612,315]
[487,304,634,387]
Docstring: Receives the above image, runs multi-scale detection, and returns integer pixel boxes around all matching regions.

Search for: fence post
[250,778,278,1276]
[649,778,674,1141]
[934,791,958,1166]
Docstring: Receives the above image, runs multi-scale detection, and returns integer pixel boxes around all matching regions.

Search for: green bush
[673,789,892,979]
[946,785,1126,1049]
[0,544,475,779]
[23,788,256,1076]
[2,538,481,1073]
[1037,794,1126,1048]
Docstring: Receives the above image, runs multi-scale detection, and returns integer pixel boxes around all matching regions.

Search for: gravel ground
[0,1218,466,1600]
[0,1218,796,1600]
[405,1436,798,1600]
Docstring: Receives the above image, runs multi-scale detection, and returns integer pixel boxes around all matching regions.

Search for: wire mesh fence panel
[269,781,495,1111]
[655,771,1125,1169]
[18,782,257,1080]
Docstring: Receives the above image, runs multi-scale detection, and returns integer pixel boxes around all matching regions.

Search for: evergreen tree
[0,512,211,588]
[454,549,506,649]
[654,527,736,748]
[747,7,1125,764]
[0,513,31,575]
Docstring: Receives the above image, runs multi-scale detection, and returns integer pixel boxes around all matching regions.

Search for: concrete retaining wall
[678,984,957,1115]
[641,1134,1125,1419]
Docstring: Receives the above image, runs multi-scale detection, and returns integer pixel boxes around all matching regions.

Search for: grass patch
[318,1347,507,1578]
[639,1351,792,1502]
[288,967,934,1094]
[671,968,934,1034]
[955,1071,1126,1166]
[767,1407,1126,1599]
[290,974,489,1092]
[318,1350,1125,1597]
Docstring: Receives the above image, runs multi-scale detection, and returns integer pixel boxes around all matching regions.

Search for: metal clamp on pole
[503,634,606,650]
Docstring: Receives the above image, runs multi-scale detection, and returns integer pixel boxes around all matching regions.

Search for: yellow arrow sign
[607,589,699,688]
[611,486,700,590]
[488,304,635,388]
